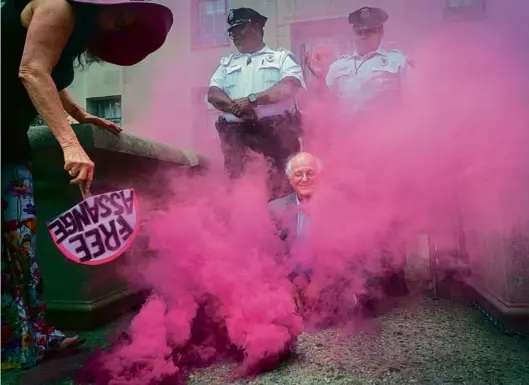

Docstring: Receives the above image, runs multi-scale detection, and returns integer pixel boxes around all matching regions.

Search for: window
[444,0,486,20]
[446,0,482,6]
[192,0,229,48]
[86,96,122,125]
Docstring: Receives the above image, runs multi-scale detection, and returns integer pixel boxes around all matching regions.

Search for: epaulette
[275,47,301,64]
[386,49,411,67]
[388,49,408,58]
[219,54,234,66]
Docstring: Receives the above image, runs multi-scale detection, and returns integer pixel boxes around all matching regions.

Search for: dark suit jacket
[268,193,314,282]
[268,192,298,248]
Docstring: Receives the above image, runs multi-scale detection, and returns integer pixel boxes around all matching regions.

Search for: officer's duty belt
[217,110,299,127]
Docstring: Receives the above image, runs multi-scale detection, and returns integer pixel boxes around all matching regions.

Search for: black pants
[216,113,301,200]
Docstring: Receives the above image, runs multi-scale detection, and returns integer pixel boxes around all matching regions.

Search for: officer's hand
[230,99,243,116]
[232,98,252,110]
[232,98,257,121]
[305,52,324,79]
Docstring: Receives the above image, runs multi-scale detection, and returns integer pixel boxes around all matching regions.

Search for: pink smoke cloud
[81,7,529,384]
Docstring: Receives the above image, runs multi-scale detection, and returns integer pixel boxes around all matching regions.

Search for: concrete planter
[466,226,529,335]
[29,124,204,329]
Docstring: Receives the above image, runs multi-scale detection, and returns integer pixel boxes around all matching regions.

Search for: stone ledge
[28,124,205,168]
[46,288,148,330]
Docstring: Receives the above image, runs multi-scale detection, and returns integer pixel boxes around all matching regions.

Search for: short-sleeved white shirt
[326,49,408,116]
[209,45,306,122]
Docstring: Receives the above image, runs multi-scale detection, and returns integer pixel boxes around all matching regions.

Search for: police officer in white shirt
[304,8,410,297]
[208,7,305,199]
[306,6,411,122]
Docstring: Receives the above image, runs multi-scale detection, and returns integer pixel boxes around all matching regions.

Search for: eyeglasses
[293,170,316,180]
[353,26,381,37]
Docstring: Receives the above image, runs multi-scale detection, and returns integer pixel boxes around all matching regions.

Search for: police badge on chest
[262,53,275,65]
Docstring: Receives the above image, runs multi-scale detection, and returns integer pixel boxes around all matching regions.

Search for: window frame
[444,0,487,20]
[86,95,123,125]
[191,0,230,50]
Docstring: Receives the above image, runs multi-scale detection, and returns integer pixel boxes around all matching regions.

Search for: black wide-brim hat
[70,0,173,66]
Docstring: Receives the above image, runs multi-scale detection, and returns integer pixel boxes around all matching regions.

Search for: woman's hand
[58,91,122,134]
[62,144,94,197]
[76,112,122,134]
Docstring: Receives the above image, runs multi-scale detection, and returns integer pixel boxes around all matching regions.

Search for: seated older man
[267,152,321,277]
[268,153,362,324]
[268,152,408,325]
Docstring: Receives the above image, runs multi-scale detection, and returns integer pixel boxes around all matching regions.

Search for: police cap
[348,6,389,29]
[227,8,268,31]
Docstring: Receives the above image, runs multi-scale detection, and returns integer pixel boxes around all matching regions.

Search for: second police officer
[307,6,412,126]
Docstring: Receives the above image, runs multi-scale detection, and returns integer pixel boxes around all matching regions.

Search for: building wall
[65,0,527,148]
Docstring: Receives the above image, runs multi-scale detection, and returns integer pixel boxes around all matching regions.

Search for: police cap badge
[227,8,268,31]
[348,7,389,29]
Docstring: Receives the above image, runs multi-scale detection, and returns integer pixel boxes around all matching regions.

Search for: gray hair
[285,153,323,177]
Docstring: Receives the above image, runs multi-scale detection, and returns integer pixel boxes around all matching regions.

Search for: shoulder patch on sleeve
[283,51,300,65]
[386,49,408,66]
[273,48,299,65]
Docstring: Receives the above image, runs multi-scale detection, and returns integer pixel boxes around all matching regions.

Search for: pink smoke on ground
[83,11,529,385]
[81,164,304,384]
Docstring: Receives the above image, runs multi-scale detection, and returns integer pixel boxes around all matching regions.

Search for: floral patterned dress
[1,163,66,370]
